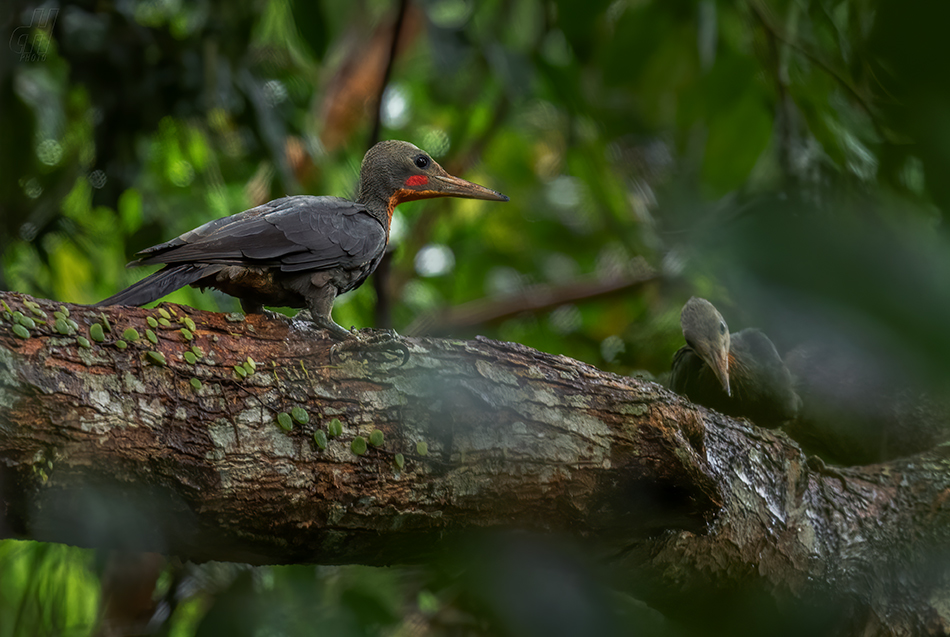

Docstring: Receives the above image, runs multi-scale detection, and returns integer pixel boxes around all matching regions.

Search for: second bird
[670,297,800,427]
[98,140,508,338]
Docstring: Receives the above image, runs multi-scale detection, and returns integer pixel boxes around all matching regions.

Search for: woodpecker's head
[358,140,508,220]
[681,296,732,396]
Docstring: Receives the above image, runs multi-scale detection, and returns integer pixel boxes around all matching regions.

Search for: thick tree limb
[0,291,948,635]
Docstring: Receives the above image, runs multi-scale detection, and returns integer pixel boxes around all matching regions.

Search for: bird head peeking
[358,140,508,221]
[680,296,732,397]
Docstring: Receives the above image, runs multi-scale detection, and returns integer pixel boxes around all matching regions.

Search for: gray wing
[669,345,702,396]
[134,196,387,273]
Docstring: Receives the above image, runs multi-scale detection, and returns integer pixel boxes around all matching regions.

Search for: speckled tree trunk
[0,291,948,636]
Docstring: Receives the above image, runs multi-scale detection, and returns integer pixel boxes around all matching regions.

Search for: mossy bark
[0,291,948,635]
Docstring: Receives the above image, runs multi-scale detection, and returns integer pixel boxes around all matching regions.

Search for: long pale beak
[711,350,732,397]
[431,174,509,202]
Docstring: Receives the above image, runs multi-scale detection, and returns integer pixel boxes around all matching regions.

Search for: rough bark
[0,291,948,636]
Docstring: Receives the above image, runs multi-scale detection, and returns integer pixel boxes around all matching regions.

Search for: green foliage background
[2,0,949,634]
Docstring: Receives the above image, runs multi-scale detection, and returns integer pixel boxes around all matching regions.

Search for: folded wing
[135,196,387,272]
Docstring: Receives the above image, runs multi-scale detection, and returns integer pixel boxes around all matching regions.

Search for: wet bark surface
[1,291,948,635]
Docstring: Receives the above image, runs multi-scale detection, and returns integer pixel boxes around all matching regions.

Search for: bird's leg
[240,298,284,321]
[311,314,357,340]
[240,299,264,314]
[306,287,409,365]
[303,285,352,339]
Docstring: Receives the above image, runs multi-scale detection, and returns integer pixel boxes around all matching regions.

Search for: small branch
[404,264,661,335]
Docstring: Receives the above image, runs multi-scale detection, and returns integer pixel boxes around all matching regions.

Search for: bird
[97,140,508,339]
[670,297,800,427]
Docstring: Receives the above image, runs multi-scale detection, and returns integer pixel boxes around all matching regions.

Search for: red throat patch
[405,175,428,187]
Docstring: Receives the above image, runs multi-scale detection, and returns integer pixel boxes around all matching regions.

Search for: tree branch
[0,291,948,634]
[404,263,660,335]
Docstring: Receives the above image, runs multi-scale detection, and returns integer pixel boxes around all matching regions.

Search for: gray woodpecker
[98,140,508,339]
[670,297,800,427]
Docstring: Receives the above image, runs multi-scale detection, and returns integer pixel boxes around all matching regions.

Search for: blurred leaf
[701,89,772,194]
[288,0,328,59]
[0,540,99,637]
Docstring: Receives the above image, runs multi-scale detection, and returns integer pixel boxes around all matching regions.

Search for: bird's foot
[329,328,410,366]
[259,308,287,321]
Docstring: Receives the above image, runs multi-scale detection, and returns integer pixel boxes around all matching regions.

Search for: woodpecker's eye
[414,155,430,169]
[719,322,727,335]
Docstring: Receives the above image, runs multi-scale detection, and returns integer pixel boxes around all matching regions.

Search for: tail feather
[96,264,219,307]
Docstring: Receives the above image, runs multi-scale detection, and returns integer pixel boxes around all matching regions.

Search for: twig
[404,266,661,336]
